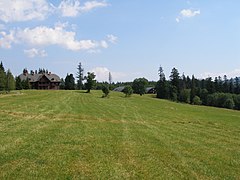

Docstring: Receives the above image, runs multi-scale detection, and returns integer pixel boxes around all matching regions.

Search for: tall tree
[6,69,15,92]
[15,76,23,90]
[65,74,75,90]
[76,62,84,90]
[132,77,148,96]
[169,68,180,100]
[190,75,196,103]
[158,66,165,81]
[235,77,240,94]
[170,67,180,91]
[85,72,96,93]
[0,61,6,91]
[156,66,168,99]
[223,75,229,93]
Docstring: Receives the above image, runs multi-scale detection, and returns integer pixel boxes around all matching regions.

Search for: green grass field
[0,90,240,179]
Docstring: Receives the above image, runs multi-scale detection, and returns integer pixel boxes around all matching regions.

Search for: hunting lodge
[19,69,61,90]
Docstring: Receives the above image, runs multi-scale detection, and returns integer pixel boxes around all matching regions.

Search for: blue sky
[0,0,240,82]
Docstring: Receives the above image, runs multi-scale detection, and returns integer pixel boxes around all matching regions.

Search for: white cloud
[91,67,127,82]
[0,24,111,51]
[24,48,47,58]
[176,9,200,22]
[0,30,15,49]
[107,34,118,44]
[0,0,52,23]
[80,1,108,12]
[200,69,240,79]
[58,0,108,17]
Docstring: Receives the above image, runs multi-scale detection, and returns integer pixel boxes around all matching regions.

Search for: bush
[123,85,133,97]
[102,85,110,98]
[233,95,240,110]
[192,96,202,105]
[223,98,235,109]
[179,89,190,103]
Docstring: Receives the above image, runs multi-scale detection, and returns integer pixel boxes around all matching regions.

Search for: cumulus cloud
[0,0,109,22]
[24,48,47,58]
[0,30,15,49]
[0,24,115,52]
[107,34,118,44]
[176,9,200,22]
[0,0,52,23]
[58,0,108,17]
[91,67,127,82]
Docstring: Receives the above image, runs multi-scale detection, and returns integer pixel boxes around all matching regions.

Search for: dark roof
[113,86,125,92]
[19,73,61,82]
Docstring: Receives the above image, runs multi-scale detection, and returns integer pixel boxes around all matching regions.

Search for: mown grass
[0,90,240,179]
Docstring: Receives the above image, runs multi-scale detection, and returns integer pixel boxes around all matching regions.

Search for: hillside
[0,90,240,179]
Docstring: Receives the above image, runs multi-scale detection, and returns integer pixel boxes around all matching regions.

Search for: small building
[113,86,125,92]
[146,87,156,94]
[19,69,61,90]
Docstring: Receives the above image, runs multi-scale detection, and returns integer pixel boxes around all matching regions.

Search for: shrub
[102,85,110,98]
[223,98,235,109]
[123,85,133,97]
[179,89,190,103]
[192,96,202,105]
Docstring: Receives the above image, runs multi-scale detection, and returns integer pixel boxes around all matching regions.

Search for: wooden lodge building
[19,69,61,90]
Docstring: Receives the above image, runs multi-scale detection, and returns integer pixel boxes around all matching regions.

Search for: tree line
[0,62,15,92]
[156,66,240,110]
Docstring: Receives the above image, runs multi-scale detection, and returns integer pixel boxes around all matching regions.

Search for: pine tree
[6,69,15,92]
[76,62,84,90]
[190,75,196,103]
[169,68,180,99]
[156,66,168,99]
[15,76,23,90]
[0,61,6,91]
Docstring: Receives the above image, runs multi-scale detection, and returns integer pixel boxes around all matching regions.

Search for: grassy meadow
[0,90,240,179]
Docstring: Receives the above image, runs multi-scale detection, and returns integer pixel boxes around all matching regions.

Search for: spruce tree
[0,61,6,91]
[6,69,15,92]
[190,75,196,103]
[156,66,168,99]
[76,62,84,90]
[15,76,23,90]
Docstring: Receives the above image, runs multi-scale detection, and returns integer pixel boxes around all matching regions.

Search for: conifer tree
[15,76,23,90]
[190,75,196,103]
[76,62,84,90]
[6,69,15,92]
[0,61,6,91]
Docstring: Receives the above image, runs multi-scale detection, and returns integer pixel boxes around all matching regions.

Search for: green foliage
[102,85,110,98]
[0,61,6,91]
[170,68,180,92]
[22,79,31,89]
[192,96,202,105]
[223,98,235,109]
[179,89,190,103]
[76,62,84,90]
[15,76,23,90]
[123,85,133,97]
[85,72,96,93]
[6,69,15,91]
[65,74,75,90]
[132,78,148,96]
[59,78,65,90]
